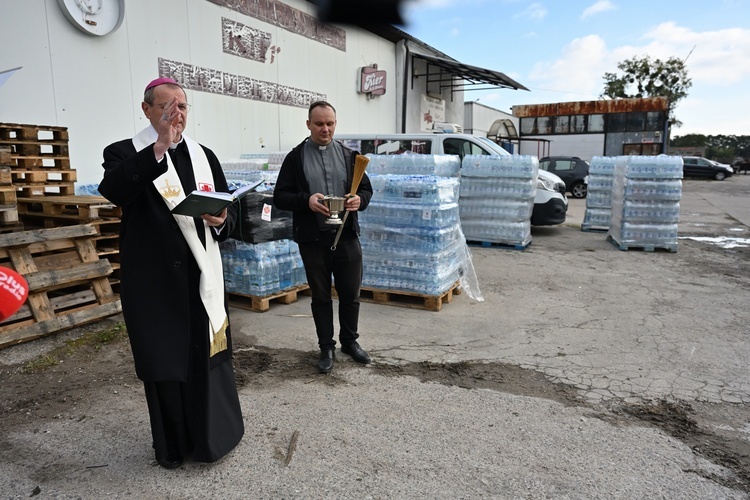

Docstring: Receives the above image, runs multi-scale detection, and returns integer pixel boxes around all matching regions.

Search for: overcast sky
[401,0,750,137]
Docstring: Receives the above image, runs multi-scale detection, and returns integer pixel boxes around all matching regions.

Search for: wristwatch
[56,0,125,36]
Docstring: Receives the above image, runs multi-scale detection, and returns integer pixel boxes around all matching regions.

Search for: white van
[335,133,568,226]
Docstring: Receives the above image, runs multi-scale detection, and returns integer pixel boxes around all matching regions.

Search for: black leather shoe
[318,349,335,373]
[341,341,371,364]
[156,456,183,469]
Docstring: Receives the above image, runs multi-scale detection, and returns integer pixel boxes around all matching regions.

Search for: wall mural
[222,17,273,63]
[206,0,346,51]
[158,58,326,109]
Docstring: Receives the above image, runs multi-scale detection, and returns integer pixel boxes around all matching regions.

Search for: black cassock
[143,249,244,463]
[100,139,244,464]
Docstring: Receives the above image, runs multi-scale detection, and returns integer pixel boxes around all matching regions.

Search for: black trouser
[298,231,362,350]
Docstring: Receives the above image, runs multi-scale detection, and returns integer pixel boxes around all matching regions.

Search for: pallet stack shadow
[220,156,310,313]
[357,154,467,311]
[581,156,618,232]
[0,123,122,348]
[608,155,683,252]
[459,154,538,249]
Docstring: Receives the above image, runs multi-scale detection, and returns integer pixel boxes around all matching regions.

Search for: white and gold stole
[132,126,228,357]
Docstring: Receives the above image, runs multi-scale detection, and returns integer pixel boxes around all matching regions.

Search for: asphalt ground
[1,174,749,499]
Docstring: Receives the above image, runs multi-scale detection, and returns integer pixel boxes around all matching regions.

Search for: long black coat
[273,138,373,243]
[99,139,236,381]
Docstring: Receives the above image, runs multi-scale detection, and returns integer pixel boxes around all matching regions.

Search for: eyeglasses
[148,101,192,112]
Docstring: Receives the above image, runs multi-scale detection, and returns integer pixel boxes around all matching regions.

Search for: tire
[570,182,587,198]
[715,172,726,181]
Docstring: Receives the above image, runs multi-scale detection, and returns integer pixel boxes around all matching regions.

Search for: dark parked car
[539,156,590,198]
[682,156,734,180]
[733,159,750,174]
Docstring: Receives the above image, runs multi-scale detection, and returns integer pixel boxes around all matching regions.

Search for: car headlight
[537,177,558,192]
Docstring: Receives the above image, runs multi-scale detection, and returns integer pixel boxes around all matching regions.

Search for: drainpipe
[401,42,410,133]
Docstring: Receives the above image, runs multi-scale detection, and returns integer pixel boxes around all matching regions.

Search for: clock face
[57,0,124,36]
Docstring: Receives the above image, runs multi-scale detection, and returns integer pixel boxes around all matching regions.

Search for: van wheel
[571,182,587,198]
[715,172,726,181]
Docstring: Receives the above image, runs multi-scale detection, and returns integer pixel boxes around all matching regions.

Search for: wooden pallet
[467,240,530,250]
[580,225,608,233]
[0,224,121,348]
[228,284,310,313]
[0,123,71,170]
[0,170,18,225]
[17,199,122,290]
[11,169,77,185]
[332,281,462,312]
[0,149,11,166]
[0,165,11,184]
[0,223,24,234]
[0,123,69,142]
[16,195,121,219]
[607,234,677,253]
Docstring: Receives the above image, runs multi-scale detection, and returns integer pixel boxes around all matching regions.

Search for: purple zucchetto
[144,77,182,93]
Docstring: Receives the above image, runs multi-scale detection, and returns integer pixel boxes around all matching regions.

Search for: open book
[171,179,264,218]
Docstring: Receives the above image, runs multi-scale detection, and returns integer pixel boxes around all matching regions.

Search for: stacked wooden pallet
[0,224,122,348]
[0,146,21,231]
[0,122,122,287]
[0,122,75,196]
[0,122,123,348]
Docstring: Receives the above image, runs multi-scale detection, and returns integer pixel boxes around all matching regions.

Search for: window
[443,139,490,163]
[520,117,536,135]
[622,144,663,156]
[536,117,552,134]
[553,160,575,171]
[571,115,586,133]
[371,139,431,155]
[645,111,664,131]
[608,113,627,132]
[554,116,570,134]
[627,112,645,132]
[539,159,551,171]
[520,117,552,135]
[588,114,604,132]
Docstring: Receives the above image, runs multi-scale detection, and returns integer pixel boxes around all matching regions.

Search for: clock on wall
[57,0,125,37]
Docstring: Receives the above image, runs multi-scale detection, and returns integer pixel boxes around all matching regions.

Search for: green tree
[670,134,707,147]
[671,134,750,161]
[601,55,692,128]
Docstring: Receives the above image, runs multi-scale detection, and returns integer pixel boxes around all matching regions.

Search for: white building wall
[463,102,517,137]
[518,134,605,161]
[0,0,398,186]
[400,43,465,134]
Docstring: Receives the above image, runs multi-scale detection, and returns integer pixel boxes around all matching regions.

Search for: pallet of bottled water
[223,170,278,192]
[458,154,537,247]
[76,184,102,196]
[608,155,682,252]
[360,167,471,297]
[365,154,460,177]
[220,238,307,297]
[582,156,617,232]
[368,174,460,205]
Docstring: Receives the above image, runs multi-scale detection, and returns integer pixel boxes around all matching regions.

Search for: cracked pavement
[1,175,749,498]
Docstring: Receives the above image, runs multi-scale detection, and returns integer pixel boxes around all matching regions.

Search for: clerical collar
[169,137,185,150]
[308,138,329,151]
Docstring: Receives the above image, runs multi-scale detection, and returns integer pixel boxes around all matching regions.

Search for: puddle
[679,235,750,249]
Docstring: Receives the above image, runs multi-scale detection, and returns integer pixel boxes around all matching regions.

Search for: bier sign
[359,65,386,97]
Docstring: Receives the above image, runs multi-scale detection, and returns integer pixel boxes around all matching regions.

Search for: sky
[400,0,750,137]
